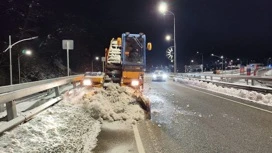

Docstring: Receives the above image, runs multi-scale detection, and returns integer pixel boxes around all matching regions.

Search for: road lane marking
[180,84,272,114]
[133,125,146,153]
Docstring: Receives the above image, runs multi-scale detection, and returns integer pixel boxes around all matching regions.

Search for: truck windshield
[123,36,144,65]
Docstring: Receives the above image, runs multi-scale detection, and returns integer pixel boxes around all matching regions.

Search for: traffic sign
[62,40,74,50]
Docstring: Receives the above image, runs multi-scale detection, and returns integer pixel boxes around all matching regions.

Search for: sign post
[101,57,105,72]
[62,40,74,76]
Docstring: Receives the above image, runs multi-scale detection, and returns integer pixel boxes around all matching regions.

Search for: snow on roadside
[0,88,101,153]
[0,83,146,153]
[265,70,272,76]
[176,78,272,106]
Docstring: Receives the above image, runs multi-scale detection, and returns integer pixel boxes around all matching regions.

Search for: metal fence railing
[0,75,83,121]
[174,73,272,93]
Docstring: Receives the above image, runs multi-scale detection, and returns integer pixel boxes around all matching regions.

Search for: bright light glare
[163,74,167,78]
[191,60,194,63]
[221,56,224,59]
[153,74,157,78]
[158,2,167,13]
[95,57,99,60]
[131,80,139,87]
[211,54,214,56]
[25,50,32,55]
[83,79,92,86]
[165,35,171,41]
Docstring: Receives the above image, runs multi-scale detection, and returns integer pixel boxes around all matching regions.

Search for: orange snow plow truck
[82,32,152,117]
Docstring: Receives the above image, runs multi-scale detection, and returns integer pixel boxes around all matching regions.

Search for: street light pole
[67,47,69,76]
[18,50,32,83]
[173,13,176,74]
[92,57,99,72]
[197,51,204,72]
[211,54,224,72]
[3,36,38,85]
[9,35,12,85]
[18,54,21,83]
[92,60,94,72]
[159,2,177,74]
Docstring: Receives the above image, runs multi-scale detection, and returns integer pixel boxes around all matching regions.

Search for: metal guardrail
[174,73,272,93]
[176,73,272,86]
[0,75,81,94]
[0,75,83,121]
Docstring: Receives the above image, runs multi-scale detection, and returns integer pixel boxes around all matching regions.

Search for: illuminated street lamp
[25,50,32,55]
[165,35,171,41]
[18,49,32,83]
[158,2,176,74]
[211,53,224,71]
[197,51,204,72]
[2,36,38,85]
[92,56,99,72]
[158,2,168,13]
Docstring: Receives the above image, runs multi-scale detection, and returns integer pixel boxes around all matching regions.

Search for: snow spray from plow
[83,84,151,121]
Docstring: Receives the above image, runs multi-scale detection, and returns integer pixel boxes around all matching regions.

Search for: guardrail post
[227,78,231,83]
[251,79,255,86]
[245,79,248,85]
[54,86,60,97]
[210,76,213,80]
[205,76,207,80]
[6,101,17,121]
[0,104,4,112]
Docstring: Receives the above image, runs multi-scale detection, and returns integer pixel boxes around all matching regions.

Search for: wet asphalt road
[138,76,272,153]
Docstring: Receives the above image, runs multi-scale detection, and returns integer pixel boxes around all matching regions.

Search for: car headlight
[83,79,92,86]
[153,74,157,78]
[163,74,167,78]
[131,80,139,87]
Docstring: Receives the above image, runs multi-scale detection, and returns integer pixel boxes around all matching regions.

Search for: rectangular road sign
[62,40,74,50]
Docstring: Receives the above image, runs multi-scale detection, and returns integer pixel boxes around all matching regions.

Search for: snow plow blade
[133,91,151,119]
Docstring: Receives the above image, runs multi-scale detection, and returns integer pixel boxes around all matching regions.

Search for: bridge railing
[0,75,83,121]
[176,73,272,85]
[174,73,272,93]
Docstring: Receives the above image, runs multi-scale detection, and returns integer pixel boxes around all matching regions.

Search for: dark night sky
[1,0,272,72]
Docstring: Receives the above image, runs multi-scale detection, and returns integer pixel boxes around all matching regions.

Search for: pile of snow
[0,90,101,153]
[78,84,145,124]
[265,70,272,76]
[176,78,272,106]
[0,84,146,152]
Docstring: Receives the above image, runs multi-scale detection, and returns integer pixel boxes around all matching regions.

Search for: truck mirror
[147,42,152,51]
[117,37,122,46]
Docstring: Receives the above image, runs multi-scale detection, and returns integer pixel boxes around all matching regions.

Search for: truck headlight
[83,79,92,86]
[163,74,167,78]
[152,74,157,78]
[131,80,139,87]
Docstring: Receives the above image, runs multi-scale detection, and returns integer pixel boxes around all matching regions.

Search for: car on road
[82,72,104,86]
[152,70,167,81]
